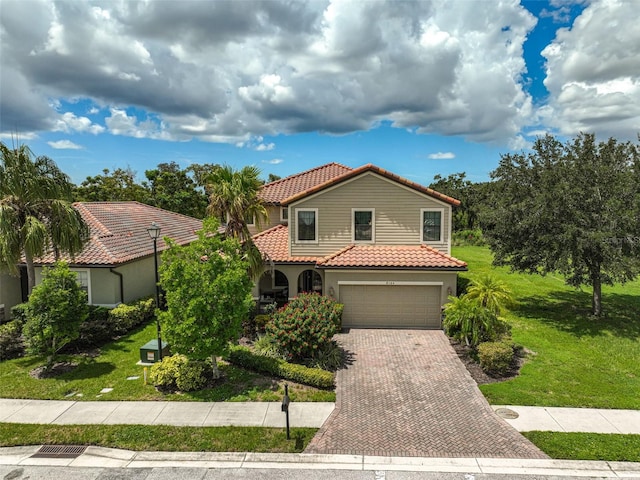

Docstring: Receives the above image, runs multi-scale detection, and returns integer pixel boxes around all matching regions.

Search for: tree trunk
[592,271,603,317]
[211,355,220,379]
[25,251,36,295]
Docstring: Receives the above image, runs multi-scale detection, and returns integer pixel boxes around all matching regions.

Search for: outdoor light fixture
[147,222,163,361]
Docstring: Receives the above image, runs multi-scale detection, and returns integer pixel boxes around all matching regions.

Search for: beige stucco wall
[324,270,458,307]
[115,256,158,303]
[252,264,325,300]
[289,172,452,258]
[0,272,22,321]
[248,205,286,236]
[33,255,158,307]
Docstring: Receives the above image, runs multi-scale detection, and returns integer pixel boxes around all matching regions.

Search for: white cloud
[53,112,105,135]
[1,0,540,145]
[541,0,640,140]
[255,142,275,151]
[47,139,82,149]
[262,158,283,165]
[428,152,455,160]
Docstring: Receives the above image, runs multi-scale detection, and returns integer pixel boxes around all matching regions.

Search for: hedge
[226,345,334,389]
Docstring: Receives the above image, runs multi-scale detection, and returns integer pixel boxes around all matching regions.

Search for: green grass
[523,432,640,462]
[0,423,316,452]
[0,322,335,402]
[452,246,640,409]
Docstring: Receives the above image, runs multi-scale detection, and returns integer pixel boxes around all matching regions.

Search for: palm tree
[465,274,513,315]
[443,295,499,347]
[206,165,268,278]
[0,143,89,293]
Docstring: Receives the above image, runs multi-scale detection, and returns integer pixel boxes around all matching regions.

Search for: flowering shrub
[267,293,342,360]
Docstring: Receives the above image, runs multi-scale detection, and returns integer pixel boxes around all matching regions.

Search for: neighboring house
[252,163,468,329]
[0,202,202,318]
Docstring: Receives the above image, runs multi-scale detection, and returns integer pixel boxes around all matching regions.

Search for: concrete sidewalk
[493,405,640,434]
[2,398,640,434]
[0,399,334,428]
[1,446,640,477]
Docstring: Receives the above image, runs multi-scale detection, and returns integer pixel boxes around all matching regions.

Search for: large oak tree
[481,133,640,316]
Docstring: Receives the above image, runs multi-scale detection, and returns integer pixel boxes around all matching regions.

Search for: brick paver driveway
[306,329,547,458]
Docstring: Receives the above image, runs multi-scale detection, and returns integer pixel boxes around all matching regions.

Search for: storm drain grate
[31,445,87,458]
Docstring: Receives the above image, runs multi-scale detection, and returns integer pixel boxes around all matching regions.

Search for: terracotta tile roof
[280,163,461,206]
[317,244,468,270]
[33,202,203,266]
[253,225,466,270]
[252,224,320,264]
[259,162,353,204]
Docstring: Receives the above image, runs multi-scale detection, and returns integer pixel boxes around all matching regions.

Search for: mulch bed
[449,339,528,385]
[29,362,78,379]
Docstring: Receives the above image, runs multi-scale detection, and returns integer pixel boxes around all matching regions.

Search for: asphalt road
[0,466,622,480]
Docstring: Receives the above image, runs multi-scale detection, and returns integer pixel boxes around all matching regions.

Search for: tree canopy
[481,133,640,316]
[158,218,254,378]
[22,262,88,367]
[0,143,89,292]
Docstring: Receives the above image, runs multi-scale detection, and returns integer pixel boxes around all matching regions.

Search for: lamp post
[147,222,163,362]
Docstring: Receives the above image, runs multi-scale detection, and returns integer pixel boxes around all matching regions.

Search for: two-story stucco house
[252,163,468,329]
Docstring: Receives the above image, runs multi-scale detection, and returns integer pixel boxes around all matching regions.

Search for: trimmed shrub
[76,306,111,347]
[254,314,271,333]
[267,293,342,360]
[478,341,514,376]
[0,320,24,361]
[10,303,29,325]
[110,298,155,335]
[149,354,208,392]
[226,345,334,389]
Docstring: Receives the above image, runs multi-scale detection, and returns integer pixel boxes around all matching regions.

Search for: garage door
[340,284,442,329]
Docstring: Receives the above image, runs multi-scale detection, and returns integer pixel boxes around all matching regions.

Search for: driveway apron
[305,329,547,458]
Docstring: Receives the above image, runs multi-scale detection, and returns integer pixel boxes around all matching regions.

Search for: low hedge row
[226,345,334,389]
[478,340,514,376]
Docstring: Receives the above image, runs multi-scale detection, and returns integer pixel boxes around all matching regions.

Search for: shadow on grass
[514,289,640,339]
[62,361,116,380]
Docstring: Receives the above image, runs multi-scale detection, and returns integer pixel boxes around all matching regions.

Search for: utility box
[139,340,169,363]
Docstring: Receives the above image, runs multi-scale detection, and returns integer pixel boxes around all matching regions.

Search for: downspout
[109,268,124,304]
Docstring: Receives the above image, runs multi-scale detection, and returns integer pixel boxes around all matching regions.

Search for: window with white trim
[353,208,374,242]
[281,207,288,221]
[421,208,443,242]
[73,269,91,304]
[296,208,318,242]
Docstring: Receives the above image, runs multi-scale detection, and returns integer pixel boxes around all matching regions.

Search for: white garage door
[340,284,442,329]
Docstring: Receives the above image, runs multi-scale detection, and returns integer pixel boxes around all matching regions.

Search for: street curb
[1,446,640,476]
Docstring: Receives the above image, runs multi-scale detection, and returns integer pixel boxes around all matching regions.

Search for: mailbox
[139,339,169,363]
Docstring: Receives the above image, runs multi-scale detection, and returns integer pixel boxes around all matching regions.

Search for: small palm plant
[443,296,499,347]
[465,274,513,315]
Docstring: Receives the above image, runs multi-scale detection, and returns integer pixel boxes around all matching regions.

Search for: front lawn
[0,322,335,402]
[0,423,316,452]
[452,246,640,409]
[523,432,640,462]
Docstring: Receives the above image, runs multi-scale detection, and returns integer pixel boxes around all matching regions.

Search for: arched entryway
[298,269,322,295]
[258,269,289,311]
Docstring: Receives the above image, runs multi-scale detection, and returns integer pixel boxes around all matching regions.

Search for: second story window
[421,209,443,242]
[353,209,374,242]
[296,209,317,242]
[281,207,288,221]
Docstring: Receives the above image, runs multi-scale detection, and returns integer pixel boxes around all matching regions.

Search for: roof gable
[259,162,352,204]
[33,202,203,266]
[281,164,460,206]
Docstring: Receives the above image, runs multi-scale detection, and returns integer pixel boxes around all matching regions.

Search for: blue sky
[1,0,638,186]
